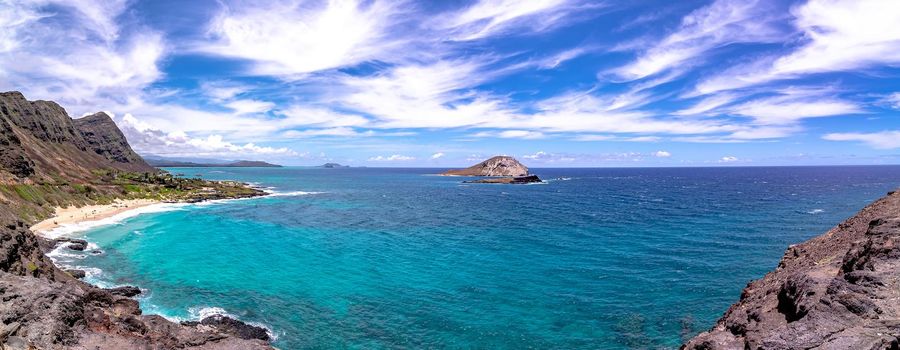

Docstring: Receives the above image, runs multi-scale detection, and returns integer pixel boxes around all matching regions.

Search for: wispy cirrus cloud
[436,0,596,41]
[612,0,786,81]
[823,131,900,149]
[696,0,900,94]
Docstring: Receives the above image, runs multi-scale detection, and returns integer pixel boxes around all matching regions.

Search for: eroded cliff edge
[684,190,900,349]
[0,92,273,349]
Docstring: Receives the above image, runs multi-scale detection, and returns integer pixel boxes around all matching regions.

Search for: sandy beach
[29,198,160,235]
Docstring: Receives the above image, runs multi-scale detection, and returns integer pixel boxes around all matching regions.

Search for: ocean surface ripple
[50,166,900,349]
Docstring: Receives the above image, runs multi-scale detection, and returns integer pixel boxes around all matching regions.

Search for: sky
[1,0,899,167]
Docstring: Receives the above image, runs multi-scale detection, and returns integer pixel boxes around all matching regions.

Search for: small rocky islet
[442,156,542,184]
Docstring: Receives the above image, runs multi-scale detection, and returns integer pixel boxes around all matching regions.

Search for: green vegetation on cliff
[0,170,263,224]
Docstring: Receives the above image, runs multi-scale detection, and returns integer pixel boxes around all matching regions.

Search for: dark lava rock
[46,237,89,252]
[683,190,900,349]
[463,175,542,184]
[107,286,141,297]
[66,269,86,279]
[193,315,271,341]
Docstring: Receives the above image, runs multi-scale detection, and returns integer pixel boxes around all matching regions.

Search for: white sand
[30,199,159,235]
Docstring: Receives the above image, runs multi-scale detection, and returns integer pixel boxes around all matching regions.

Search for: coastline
[29,198,161,237]
[27,189,279,344]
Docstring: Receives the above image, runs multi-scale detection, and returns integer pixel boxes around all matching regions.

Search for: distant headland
[145,156,282,168]
[318,163,349,168]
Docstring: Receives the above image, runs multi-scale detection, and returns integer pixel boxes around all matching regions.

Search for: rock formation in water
[683,190,900,349]
[442,156,531,177]
[463,175,542,184]
[0,91,273,349]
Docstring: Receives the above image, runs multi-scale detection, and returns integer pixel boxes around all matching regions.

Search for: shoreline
[31,191,279,342]
[29,198,161,237]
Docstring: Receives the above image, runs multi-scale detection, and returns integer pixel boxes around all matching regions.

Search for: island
[442,156,542,184]
[318,163,349,168]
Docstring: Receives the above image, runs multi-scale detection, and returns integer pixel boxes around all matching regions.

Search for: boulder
[107,286,141,297]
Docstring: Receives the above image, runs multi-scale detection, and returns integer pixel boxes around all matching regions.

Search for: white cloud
[823,131,900,149]
[539,47,591,69]
[368,154,415,161]
[884,92,900,110]
[438,0,589,41]
[625,136,662,142]
[696,0,900,94]
[279,106,369,128]
[200,81,252,101]
[0,1,167,120]
[430,152,445,159]
[225,100,275,115]
[729,95,861,125]
[523,151,576,162]
[471,130,546,139]
[117,114,297,157]
[201,1,407,77]
[673,93,738,116]
[522,150,677,164]
[720,156,739,162]
[281,127,373,138]
[613,0,784,81]
[572,134,616,141]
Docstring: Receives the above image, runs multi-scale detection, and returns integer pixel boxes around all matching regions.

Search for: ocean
[47,166,900,349]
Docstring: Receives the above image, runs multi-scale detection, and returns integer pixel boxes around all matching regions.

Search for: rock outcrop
[463,175,542,184]
[0,91,156,182]
[683,190,900,349]
[74,112,155,173]
[442,156,530,177]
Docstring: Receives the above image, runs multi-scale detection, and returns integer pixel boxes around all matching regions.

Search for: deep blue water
[50,166,900,349]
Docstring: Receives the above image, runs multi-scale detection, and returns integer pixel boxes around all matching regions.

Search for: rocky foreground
[684,190,900,349]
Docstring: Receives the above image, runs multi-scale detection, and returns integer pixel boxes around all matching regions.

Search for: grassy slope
[0,169,262,224]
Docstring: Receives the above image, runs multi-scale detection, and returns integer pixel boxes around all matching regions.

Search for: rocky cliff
[0,92,273,349]
[74,112,154,173]
[0,91,155,183]
[684,190,900,349]
[442,156,530,176]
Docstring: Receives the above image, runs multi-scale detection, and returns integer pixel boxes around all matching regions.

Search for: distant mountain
[145,156,282,168]
[0,91,155,182]
[318,163,349,168]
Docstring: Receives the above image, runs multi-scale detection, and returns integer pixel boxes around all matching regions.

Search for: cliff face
[74,112,154,173]
[0,91,155,183]
[442,156,530,176]
[684,190,900,349]
[0,92,272,349]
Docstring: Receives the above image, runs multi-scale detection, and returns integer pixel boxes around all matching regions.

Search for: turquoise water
[50,166,900,349]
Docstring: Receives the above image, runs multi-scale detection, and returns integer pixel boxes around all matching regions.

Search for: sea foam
[40,203,187,239]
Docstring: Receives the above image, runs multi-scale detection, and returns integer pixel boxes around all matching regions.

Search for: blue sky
[1,0,899,167]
